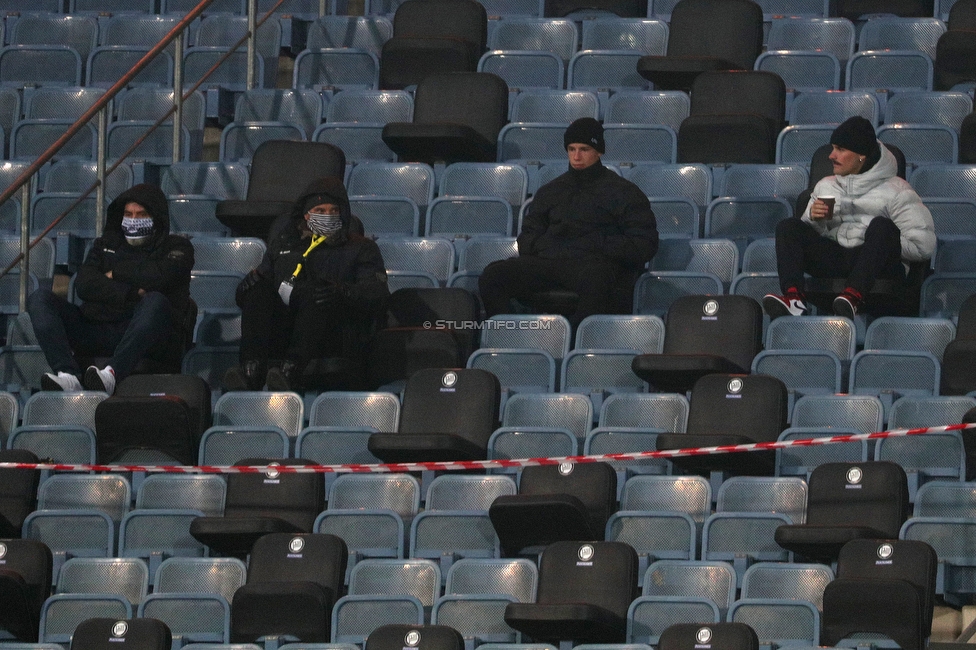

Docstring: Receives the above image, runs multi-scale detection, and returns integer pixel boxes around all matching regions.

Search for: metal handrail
[0,0,297,308]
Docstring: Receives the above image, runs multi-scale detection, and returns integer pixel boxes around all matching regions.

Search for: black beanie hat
[564,117,605,153]
[830,116,880,158]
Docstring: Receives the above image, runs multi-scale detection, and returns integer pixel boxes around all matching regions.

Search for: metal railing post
[247,0,258,90]
[173,31,185,164]
[18,181,30,312]
[95,106,108,237]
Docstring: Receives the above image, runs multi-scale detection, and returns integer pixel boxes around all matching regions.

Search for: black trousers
[478,255,623,327]
[238,276,348,365]
[775,217,905,295]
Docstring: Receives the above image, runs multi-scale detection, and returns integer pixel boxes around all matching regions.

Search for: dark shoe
[83,365,116,395]
[224,360,265,391]
[833,288,863,320]
[762,291,809,319]
[266,361,300,392]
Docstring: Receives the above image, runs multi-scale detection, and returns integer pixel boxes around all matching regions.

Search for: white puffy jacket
[802,143,936,263]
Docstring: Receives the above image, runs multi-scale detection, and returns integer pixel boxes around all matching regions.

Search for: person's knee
[776,217,808,238]
[864,216,900,242]
[479,259,517,292]
[133,292,174,326]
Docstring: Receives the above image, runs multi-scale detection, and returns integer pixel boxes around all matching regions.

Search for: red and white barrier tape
[0,421,973,475]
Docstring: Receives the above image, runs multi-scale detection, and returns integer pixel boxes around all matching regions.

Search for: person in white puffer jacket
[763,115,936,320]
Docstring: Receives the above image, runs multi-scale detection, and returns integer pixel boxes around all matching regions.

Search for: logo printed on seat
[289,537,305,553]
[265,463,280,479]
[703,300,719,316]
[697,627,712,644]
[442,371,458,388]
[558,462,574,475]
[112,622,128,638]
[578,544,594,561]
[847,467,862,484]
[404,630,421,647]
[877,543,894,560]
[0,543,6,559]
[727,378,743,394]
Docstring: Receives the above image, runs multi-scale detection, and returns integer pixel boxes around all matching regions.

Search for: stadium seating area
[3,0,976,649]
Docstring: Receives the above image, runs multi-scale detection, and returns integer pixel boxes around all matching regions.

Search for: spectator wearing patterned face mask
[225,176,390,392]
[27,183,195,395]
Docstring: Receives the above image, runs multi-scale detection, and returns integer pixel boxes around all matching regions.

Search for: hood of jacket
[823,141,898,199]
[289,176,352,233]
[105,183,171,249]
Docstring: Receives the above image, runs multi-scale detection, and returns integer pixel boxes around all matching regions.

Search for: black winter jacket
[76,184,194,322]
[256,177,389,315]
[518,161,659,271]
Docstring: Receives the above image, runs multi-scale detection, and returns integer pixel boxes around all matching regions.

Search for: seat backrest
[366,624,464,650]
[0,538,52,641]
[398,368,500,448]
[386,287,479,358]
[689,71,785,126]
[245,532,347,597]
[804,462,910,537]
[0,449,40,538]
[686,374,788,444]
[662,295,764,372]
[70,618,171,650]
[412,72,509,148]
[835,538,937,632]
[949,0,976,30]
[392,0,487,51]
[658,622,759,650]
[517,462,617,535]
[222,458,325,531]
[536,540,638,616]
[244,140,345,203]
[666,0,763,69]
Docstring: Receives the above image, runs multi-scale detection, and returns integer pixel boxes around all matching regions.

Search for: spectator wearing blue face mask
[225,176,390,392]
[27,183,195,395]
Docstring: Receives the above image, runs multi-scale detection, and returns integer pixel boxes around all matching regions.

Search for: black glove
[313,280,350,306]
[235,268,264,307]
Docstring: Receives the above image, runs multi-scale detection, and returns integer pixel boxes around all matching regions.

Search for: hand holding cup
[811,196,835,220]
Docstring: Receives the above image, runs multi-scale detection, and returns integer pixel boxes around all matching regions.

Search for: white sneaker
[41,371,82,392]
[83,365,116,395]
[762,293,810,319]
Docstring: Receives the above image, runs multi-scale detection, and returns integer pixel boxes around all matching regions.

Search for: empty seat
[0,538,52,642]
[382,72,509,165]
[677,71,785,165]
[657,623,758,650]
[189,458,325,559]
[379,0,487,90]
[503,541,638,644]
[489,462,616,556]
[70,618,171,650]
[822,539,937,650]
[636,0,763,91]
[367,368,501,462]
[215,140,345,239]
[774,461,911,562]
[230,533,347,645]
[631,295,763,394]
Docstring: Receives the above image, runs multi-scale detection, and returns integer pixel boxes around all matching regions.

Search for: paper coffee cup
[818,196,835,220]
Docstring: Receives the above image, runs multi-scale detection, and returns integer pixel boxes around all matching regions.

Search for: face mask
[307,212,343,238]
[122,216,153,247]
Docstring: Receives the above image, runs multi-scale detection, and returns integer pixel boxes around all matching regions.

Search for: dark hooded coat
[75,184,194,322]
[256,176,389,314]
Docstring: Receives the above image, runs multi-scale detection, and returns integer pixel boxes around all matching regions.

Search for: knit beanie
[564,117,605,153]
[830,116,880,158]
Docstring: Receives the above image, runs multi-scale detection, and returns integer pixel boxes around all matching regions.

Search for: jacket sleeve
[110,236,195,293]
[888,185,937,263]
[600,185,659,270]
[517,194,550,255]
[801,181,832,236]
[75,239,139,307]
[345,240,390,313]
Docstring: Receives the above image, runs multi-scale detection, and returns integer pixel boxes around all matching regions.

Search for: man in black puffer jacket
[479,118,659,327]
[28,183,195,395]
[225,176,390,391]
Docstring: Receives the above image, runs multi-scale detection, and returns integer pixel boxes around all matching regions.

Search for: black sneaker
[833,293,858,320]
[763,293,809,319]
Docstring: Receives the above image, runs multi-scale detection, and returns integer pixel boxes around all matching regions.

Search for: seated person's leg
[27,288,104,391]
[845,217,904,295]
[268,287,349,391]
[568,260,619,326]
[105,291,176,383]
[478,256,565,317]
[229,275,294,390]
